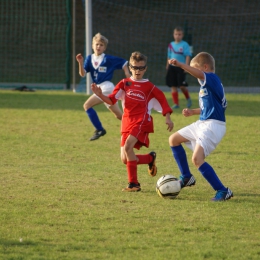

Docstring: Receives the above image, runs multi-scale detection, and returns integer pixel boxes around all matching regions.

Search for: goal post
[85,0,92,95]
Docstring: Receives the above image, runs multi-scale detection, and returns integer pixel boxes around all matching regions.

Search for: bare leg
[169,132,189,147]
[108,102,122,120]
[192,144,205,168]
[124,135,138,161]
[83,94,103,110]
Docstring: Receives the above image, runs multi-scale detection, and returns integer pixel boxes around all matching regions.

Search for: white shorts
[178,119,226,157]
[94,81,115,108]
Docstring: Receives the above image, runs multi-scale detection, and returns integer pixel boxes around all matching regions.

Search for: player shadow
[0,91,259,117]
[142,189,260,203]
[0,91,93,111]
[0,238,38,247]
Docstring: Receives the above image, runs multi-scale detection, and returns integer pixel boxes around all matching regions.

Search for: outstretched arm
[123,64,131,78]
[76,53,86,77]
[168,59,204,80]
[91,83,113,105]
[182,108,201,117]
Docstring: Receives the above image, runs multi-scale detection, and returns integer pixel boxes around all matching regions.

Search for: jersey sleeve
[167,43,173,59]
[83,55,91,73]
[108,55,128,70]
[151,87,173,116]
[183,42,191,57]
[199,73,216,91]
[108,80,125,105]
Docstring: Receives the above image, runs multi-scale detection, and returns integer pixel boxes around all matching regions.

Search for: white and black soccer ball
[156,175,181,199]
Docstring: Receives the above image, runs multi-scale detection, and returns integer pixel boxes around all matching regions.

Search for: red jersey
[108,77,172,134]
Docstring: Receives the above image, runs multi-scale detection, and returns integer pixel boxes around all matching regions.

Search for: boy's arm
[91,83,113,105]
[182,108,201,117]
[185,55,190,66]
[76,53,86,77]
[123,63,131,78]
[169,59,204,80]
[166,58,169,70]
[165,113,174,131]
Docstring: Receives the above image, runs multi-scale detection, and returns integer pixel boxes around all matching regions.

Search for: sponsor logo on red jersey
[126,89,145,101]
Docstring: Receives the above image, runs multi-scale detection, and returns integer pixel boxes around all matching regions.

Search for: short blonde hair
[129,51,147,64]
[92,33,108,47]
[191,52,215,71]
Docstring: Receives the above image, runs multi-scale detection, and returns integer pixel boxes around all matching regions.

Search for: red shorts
[121,126,150,150]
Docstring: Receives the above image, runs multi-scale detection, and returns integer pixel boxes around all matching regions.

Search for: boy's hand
[182,108,194,117]
[165,114,174,131]
[168,58,181,67]
[91,83,102,97]
[76,53,84,63]
[166,119,174,131]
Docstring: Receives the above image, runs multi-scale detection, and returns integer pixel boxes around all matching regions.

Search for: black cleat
[179,175,196,188]
[89,129,106,141]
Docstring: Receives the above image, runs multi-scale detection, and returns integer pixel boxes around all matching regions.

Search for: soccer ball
[156,175,181,199]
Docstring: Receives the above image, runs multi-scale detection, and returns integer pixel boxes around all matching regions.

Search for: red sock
[183,89,190,99]
[126,160,138,184]
[136,154,153,165]
[171,92,179,105]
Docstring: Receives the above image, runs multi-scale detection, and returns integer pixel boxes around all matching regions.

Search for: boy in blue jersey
[168,52,233,201]
[76,33,131,141]
[166,26,192,109]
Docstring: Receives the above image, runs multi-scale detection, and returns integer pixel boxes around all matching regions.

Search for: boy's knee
[121,158,127,164]
[124,143,131,154]
[169,133,178,146]
[83,102,89,110]
[192,155,203,168]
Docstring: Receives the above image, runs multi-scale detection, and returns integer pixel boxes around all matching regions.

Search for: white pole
[85,0,92,95]
[72,0,76,92]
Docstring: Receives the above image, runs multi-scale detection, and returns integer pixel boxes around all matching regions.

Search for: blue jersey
[198,72,227,122]
[167,41,191,64]
[84,54,127,84]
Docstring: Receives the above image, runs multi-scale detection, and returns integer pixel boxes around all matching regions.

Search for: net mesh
[77,0,260,92]
[0,0,70,89]
[1,1,259,91]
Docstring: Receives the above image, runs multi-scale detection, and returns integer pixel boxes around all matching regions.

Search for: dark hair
[174,26,184,33]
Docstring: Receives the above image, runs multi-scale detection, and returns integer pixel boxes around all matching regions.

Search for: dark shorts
[166,65,188,88]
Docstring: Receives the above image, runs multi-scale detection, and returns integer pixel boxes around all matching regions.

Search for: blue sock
[86,108,103,131]
[170,145,192,178]
[198,162,227,191]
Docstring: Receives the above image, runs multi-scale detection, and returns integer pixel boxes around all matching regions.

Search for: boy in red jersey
[91,51,173,191]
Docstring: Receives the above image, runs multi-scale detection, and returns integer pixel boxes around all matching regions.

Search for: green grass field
[0,90,260,260]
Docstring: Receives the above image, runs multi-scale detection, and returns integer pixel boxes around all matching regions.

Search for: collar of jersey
[129,76,149,82]
[92,53,105,60]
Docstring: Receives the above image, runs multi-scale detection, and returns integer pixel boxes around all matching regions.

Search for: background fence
[1,0,260,91]
[0,0,71,90]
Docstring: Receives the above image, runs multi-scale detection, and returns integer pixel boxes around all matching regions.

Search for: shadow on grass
[0,91,87,111]
[0,91,259,117]
[0,238,37,247]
